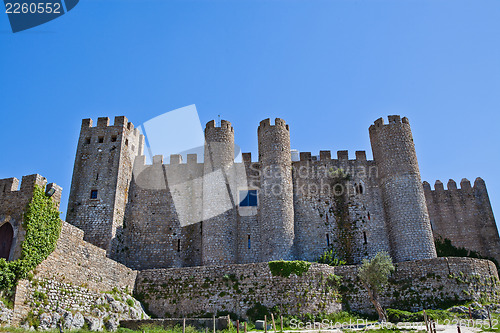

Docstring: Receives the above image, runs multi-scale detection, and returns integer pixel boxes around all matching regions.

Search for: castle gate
[0,222,13,260]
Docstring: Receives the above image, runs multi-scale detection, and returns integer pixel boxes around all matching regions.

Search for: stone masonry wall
[135,258,500,320]
[12,221,137,325]
[424,178,500,266]
[292,151,390,264]
[135,263,342,319]
[34,222,137,292]
[336,257,500,314]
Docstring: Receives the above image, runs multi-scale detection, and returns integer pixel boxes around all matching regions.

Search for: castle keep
[61,115,499,269]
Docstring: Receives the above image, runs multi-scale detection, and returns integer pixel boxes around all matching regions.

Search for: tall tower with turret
[369,115,436,262]
[66,116,144,253]
[258,118,294,261]
[202,120,238,265]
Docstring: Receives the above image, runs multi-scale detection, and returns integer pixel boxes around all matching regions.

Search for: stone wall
[114,158,204,270]
[135,263,342,319]
[12,221,138,325]
[34,222,137,292]
[135,258,500,320]
[336,257,500,314]
[292,152,389,264]
[424,178,500,265]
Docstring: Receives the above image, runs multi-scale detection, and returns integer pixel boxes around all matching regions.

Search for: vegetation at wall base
[0,185,62,291]
[268,260,311,278]
[435,237,500,270]
[316,247,346,267]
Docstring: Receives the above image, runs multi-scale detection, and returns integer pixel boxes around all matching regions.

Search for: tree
[357,251,395,322]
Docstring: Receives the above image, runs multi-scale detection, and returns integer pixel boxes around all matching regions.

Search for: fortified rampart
[336,257,500,314]
[424,178,500,265]
[135,258,500,318]
[135,262,341,319]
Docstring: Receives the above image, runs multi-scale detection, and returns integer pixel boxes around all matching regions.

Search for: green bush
[435,237,499,269]
[316,247,346,267]
[0,185,62,291]
[246,303,271,322]
[268,260,311,278]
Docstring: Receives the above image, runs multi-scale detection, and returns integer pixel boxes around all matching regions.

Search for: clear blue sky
[0,0,499,224]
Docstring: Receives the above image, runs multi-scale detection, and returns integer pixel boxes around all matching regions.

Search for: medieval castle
[59,114,499,268]
[1,114,500,322]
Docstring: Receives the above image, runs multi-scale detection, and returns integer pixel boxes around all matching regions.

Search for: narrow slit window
[363,231,367,245]
[239,190,258,207]
[125,139,129,147]
[367,212,371,220]
[177,239,181,252]
[90,190,98,199]
[326,234,330,247]
[248,235,251,249]
[96,173,99,180]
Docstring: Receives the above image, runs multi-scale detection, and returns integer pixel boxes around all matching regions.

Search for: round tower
[258,118,294,261]
[369,115,436,262]
[202,120,238,265]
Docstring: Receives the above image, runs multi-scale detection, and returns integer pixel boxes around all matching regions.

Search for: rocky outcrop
[20,289,148,331]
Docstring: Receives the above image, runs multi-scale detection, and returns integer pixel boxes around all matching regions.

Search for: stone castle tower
[258,118,294,261]
[369,116,436,262]
[65,115,499,268]
[66,116,144,252]
[202,120,238,265]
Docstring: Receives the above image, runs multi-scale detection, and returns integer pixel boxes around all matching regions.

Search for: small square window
[111,135,117,142]
[98,136,104,143]
[90,190,98,199]
[85,137,91,144]
[240,190,258,207]
[125,139,129,146]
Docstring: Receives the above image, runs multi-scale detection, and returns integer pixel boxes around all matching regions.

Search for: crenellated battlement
[205,120,234,132]
[258,118,289,131]
[422,178,484,192]
[369,115,410,132]
[296,150,370,162]
[0,174,47,194]
[80,116,141,138]
[135,154,203,168]
[0,177,19,193]
[0,174,62,205]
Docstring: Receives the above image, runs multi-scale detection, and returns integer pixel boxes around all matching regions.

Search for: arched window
[0,223,14,260]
